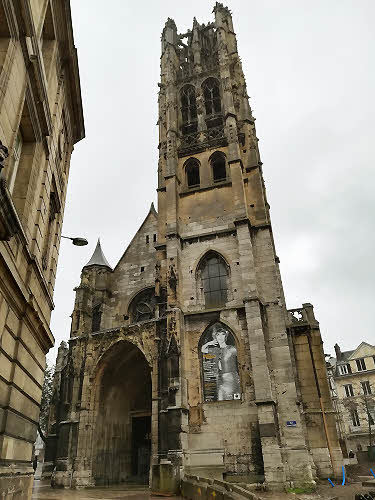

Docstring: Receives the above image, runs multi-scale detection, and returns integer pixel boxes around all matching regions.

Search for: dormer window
[356,358,366,371]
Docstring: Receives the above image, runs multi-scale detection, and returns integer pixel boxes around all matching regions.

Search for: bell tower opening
[92,341,152,485]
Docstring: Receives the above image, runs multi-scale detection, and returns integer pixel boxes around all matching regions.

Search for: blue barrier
[328,466,345,487]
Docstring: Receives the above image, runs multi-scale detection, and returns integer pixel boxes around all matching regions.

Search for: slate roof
[84,239,112,270]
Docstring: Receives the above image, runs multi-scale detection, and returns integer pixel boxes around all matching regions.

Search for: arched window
[210,152,227,182]
[199,252,228,308]
[185,158,200,188]
[129,288,156,323]
[180,85,197,135]
[92,304,102,332]
[199,323,240,401]
[202,78,221,116]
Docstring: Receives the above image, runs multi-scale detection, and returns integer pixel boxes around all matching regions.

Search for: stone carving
[168,261,177,292]
[166,136,177,161]
[227,124,237,144]
[288,308,306,323]
[178,126,227,157]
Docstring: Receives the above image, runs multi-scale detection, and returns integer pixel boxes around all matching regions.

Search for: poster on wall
[200,323,241,402]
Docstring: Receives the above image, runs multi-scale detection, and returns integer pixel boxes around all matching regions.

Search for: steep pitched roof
[83,239,112,270]
[339,350,355,362]
[113,203,158,271]
[347,342,375,360]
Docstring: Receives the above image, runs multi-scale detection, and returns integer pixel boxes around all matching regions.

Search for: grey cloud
[48,0,375,363]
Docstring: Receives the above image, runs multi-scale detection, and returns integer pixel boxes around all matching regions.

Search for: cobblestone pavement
[32,480,183,499]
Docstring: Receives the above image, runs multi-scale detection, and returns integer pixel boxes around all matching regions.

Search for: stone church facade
[44,3,343,491]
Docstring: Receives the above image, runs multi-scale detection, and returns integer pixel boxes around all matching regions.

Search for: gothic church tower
[155,4,314,486]
[44,4,342,491]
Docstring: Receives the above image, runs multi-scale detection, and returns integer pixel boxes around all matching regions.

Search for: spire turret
[84,239,112,270]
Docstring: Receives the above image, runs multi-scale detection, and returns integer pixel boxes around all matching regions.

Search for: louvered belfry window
[185,158,200,187]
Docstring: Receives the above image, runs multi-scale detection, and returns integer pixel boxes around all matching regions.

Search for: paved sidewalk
[32,479,371,500]
[32,480,183,499]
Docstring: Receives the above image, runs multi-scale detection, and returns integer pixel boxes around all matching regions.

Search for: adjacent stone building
[43,4,343,492]
[0,1,84,498]
[327,342,375,456]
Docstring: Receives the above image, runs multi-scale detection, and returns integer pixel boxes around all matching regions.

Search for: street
[32,480,183,499]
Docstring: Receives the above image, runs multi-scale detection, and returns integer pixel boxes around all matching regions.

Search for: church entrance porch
[92,340,152,486]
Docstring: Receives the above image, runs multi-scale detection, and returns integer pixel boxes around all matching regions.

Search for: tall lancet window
[199,252,228,308]
[202,78,221,116]
[180,85,197,135]
[92,304,102,332]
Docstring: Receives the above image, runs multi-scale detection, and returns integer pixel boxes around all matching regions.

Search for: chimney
[334,343,342,361]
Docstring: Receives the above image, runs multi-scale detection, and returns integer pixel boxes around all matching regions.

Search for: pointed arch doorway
[92,340,152,485]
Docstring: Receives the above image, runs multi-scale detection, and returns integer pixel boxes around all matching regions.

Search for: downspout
[306,330,336,476]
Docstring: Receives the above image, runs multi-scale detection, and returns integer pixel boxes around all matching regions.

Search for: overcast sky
[48,0,374,363]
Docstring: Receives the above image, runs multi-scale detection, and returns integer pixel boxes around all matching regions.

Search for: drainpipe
[306,331,336,476]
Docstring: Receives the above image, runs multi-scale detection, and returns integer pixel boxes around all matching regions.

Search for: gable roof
[347,342,375,361]
[113,203,158,272]
[332,342,375,366]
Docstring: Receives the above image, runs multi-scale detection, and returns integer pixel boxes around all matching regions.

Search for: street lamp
[61,236,88,246]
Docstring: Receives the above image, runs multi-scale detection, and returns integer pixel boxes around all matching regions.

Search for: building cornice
[334,368,375,381]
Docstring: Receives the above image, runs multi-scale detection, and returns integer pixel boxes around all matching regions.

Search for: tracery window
[210,151,227,182]
[199,323,240,402]
[202,78,221,116]
[129,288,157,323]
[180,85,197,135]
[185,158,200,188]
[199,252,228,308]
